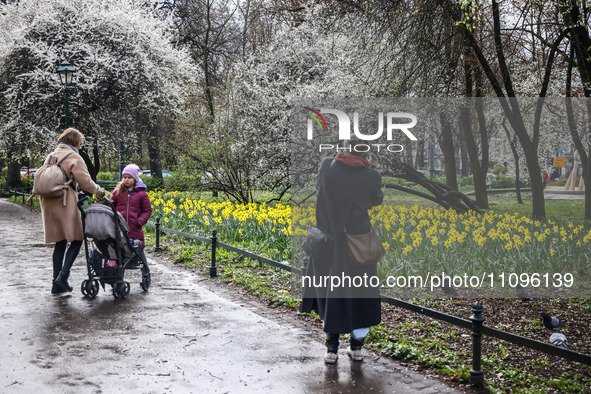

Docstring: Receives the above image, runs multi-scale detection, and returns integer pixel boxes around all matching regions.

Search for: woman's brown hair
[57,128,84,148]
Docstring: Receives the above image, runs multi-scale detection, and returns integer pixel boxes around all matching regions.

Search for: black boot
[51,280,64,294]
[141,269,151,291]
[54,274,73,293]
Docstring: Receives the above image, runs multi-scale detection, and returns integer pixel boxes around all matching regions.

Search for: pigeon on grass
[441,283,459,297]
[515,283,533,301]
[541,312,568,349]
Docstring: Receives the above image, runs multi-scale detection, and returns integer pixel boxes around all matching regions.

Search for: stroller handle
[103,196,115,208]
[77,194,116,212]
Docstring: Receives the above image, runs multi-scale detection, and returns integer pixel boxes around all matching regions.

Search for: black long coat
[301,157,383,334]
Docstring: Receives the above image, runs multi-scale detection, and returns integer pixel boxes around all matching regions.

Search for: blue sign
[556,148,567,157]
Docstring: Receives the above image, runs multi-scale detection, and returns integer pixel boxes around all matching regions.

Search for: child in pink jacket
[112,164,152,287]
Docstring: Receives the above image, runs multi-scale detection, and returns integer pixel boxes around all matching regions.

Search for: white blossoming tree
[185,4,435,202]
[0,0,197,186]
[196,2,472,202]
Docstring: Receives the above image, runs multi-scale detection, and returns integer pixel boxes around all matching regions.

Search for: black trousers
[52,240,82,280]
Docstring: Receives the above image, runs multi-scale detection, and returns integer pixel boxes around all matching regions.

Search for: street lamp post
[118,107,126,177]
[57,60,75,128]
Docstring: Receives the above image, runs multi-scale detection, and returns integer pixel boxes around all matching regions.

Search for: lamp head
[57,60,75,85]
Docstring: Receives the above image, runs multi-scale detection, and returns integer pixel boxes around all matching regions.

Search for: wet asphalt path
[0,198,461,394]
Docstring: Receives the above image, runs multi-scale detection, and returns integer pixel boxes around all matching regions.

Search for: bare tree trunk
[6,161,21,188]
[460,103,488,209]
[585,148,591,222]
[439,112,458,190]
[204,0,215,122]
[502,120,524,204]
[564,5,591,221]
[460,49,488,209]
[513,159,524,205]
[447,0,563,218]
[93,142,100,175]
[489,0,545,218]
[474,99,490,209]
[459,133,469,177]
[79,149,96,181]
[566,98,591,220]
[147,121,163,185]
[405,144,414,167]
[416,139,425,169]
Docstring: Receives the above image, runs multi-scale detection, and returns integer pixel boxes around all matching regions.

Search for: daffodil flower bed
[368,204,591,276]
[149,190,291,262]
[292,203,591,295]
[149,191,590,295]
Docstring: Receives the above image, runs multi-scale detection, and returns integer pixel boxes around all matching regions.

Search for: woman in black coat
[301,139,383,364]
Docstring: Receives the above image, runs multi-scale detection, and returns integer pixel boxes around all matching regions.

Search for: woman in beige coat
[40,128,102,294]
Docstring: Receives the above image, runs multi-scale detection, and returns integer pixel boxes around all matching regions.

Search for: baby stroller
[78,196,151,299]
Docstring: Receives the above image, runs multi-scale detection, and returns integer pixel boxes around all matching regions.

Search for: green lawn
[486,198,585,221]
[383,188,586,222]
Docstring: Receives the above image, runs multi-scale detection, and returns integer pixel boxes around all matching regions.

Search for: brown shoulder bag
[345,224,385,265]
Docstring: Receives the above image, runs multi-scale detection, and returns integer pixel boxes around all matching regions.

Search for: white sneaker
[324,352,338,364]
[347,346,363,361]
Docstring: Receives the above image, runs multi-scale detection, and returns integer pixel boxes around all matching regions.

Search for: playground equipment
[564,151,585,191]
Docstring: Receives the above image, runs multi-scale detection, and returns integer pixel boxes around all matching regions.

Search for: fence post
[155,217,161,251]
[210,230,217,278]
[469,301,485,387]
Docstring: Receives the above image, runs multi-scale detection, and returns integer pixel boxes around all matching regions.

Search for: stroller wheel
[121,281,130,298]
[81,280,89,296]
[87,279,99,298]
[114,281,130,299]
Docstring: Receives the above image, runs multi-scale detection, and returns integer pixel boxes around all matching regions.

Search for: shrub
[382,176,406,186]
[493,174,515,188]
[432,175,446,184]
[458,176,473,186]
[384,174,471,187]
[163,171,205,192]
[431,175,474,186]
[139,174,163,189]
[21,177,34,187]
[96,171,120,181]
